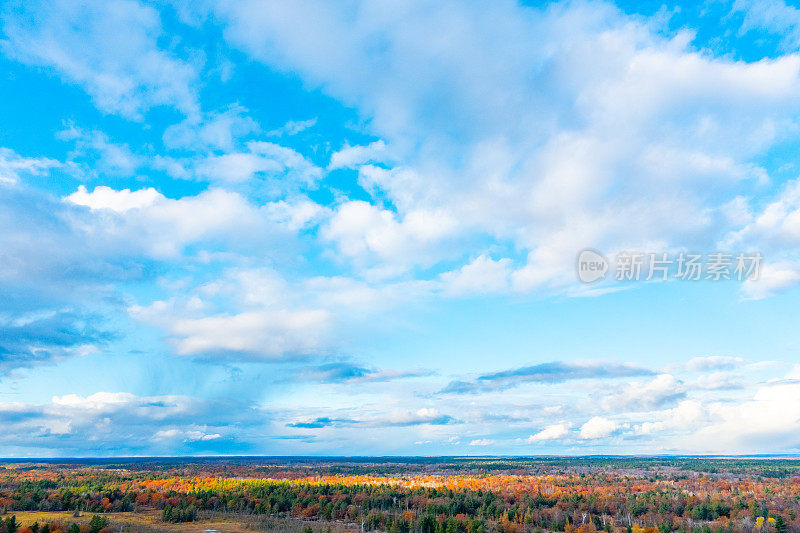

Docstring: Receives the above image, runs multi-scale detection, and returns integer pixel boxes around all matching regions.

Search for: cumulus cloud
[580,416,620,439]
[130,302,330,360]
[440,255,512,296]
[635,400,705,436]
[528,423,570,442]
[203,0,800,291]
[67,185,161,213]
[724,177,800,297]
[685,374,800,452]
[64,185,300,259]
[742,261,800,299]
[321,200,460,278]
[600,374,686,412]
[125,266,434,361]
[2,177,332,370]
[5,0,800,456]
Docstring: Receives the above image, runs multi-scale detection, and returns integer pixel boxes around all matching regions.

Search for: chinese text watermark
[576,250,762,284]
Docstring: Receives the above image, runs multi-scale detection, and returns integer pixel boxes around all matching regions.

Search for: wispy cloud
[287,416,353,429]
[267,118,317,137]
[299,362,432,384]
[2,0,200,119]
[441,362,654,394]
[287,408,456,429]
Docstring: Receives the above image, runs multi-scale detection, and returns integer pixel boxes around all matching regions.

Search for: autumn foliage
[0,458,797,533]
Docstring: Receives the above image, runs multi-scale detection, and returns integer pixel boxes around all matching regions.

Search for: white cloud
[727,178,800,249]
[247,141,322,187]
[635,400,705,436]
[163,105,260,151]
[67,185,161,213]
[57,125,140,177]
[743,261,800,299]
[154,429,223,442]
[127,265,433,360]
[0,148,59,185]
[206,0,800,292]
[733,0,800,52]
[723,178,800,297]
[579,416,619,439]
[693,371,745,390]
[329,140,390,170]
[685,355,745,372]
[267,118,317,137]
[264,198,329,232]
[193,141,322,187]
[64,185,298,259]
[2,0,199,119]
[195,151,282,183]
[321,200,459,277]
[440,255,511,296]
[384,408,454,426]
[469,438,494,446]
[528,423,570,442]
[52,391,136,410]
[600,374,685,412]
[687,376,800,452]
[158,308,331,358]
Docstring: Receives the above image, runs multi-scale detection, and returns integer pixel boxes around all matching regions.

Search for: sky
[3,0,800,457]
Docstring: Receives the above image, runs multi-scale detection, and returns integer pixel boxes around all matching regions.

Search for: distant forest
[1,457,799,533]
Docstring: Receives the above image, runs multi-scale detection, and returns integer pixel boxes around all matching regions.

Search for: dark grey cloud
[0,309,113,373]
[440,361,654,394]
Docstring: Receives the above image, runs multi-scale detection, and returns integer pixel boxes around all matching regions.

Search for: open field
[6,510,249,532]
[3,509,358,532]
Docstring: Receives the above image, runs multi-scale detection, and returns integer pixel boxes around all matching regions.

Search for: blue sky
[4,0,800,456]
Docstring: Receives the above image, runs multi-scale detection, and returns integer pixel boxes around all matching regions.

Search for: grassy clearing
[4,510,357,532]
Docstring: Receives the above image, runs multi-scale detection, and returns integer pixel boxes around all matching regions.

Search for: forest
[0,457,799,533]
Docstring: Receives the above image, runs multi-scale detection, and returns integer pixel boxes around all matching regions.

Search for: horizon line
[3,454,800,462]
